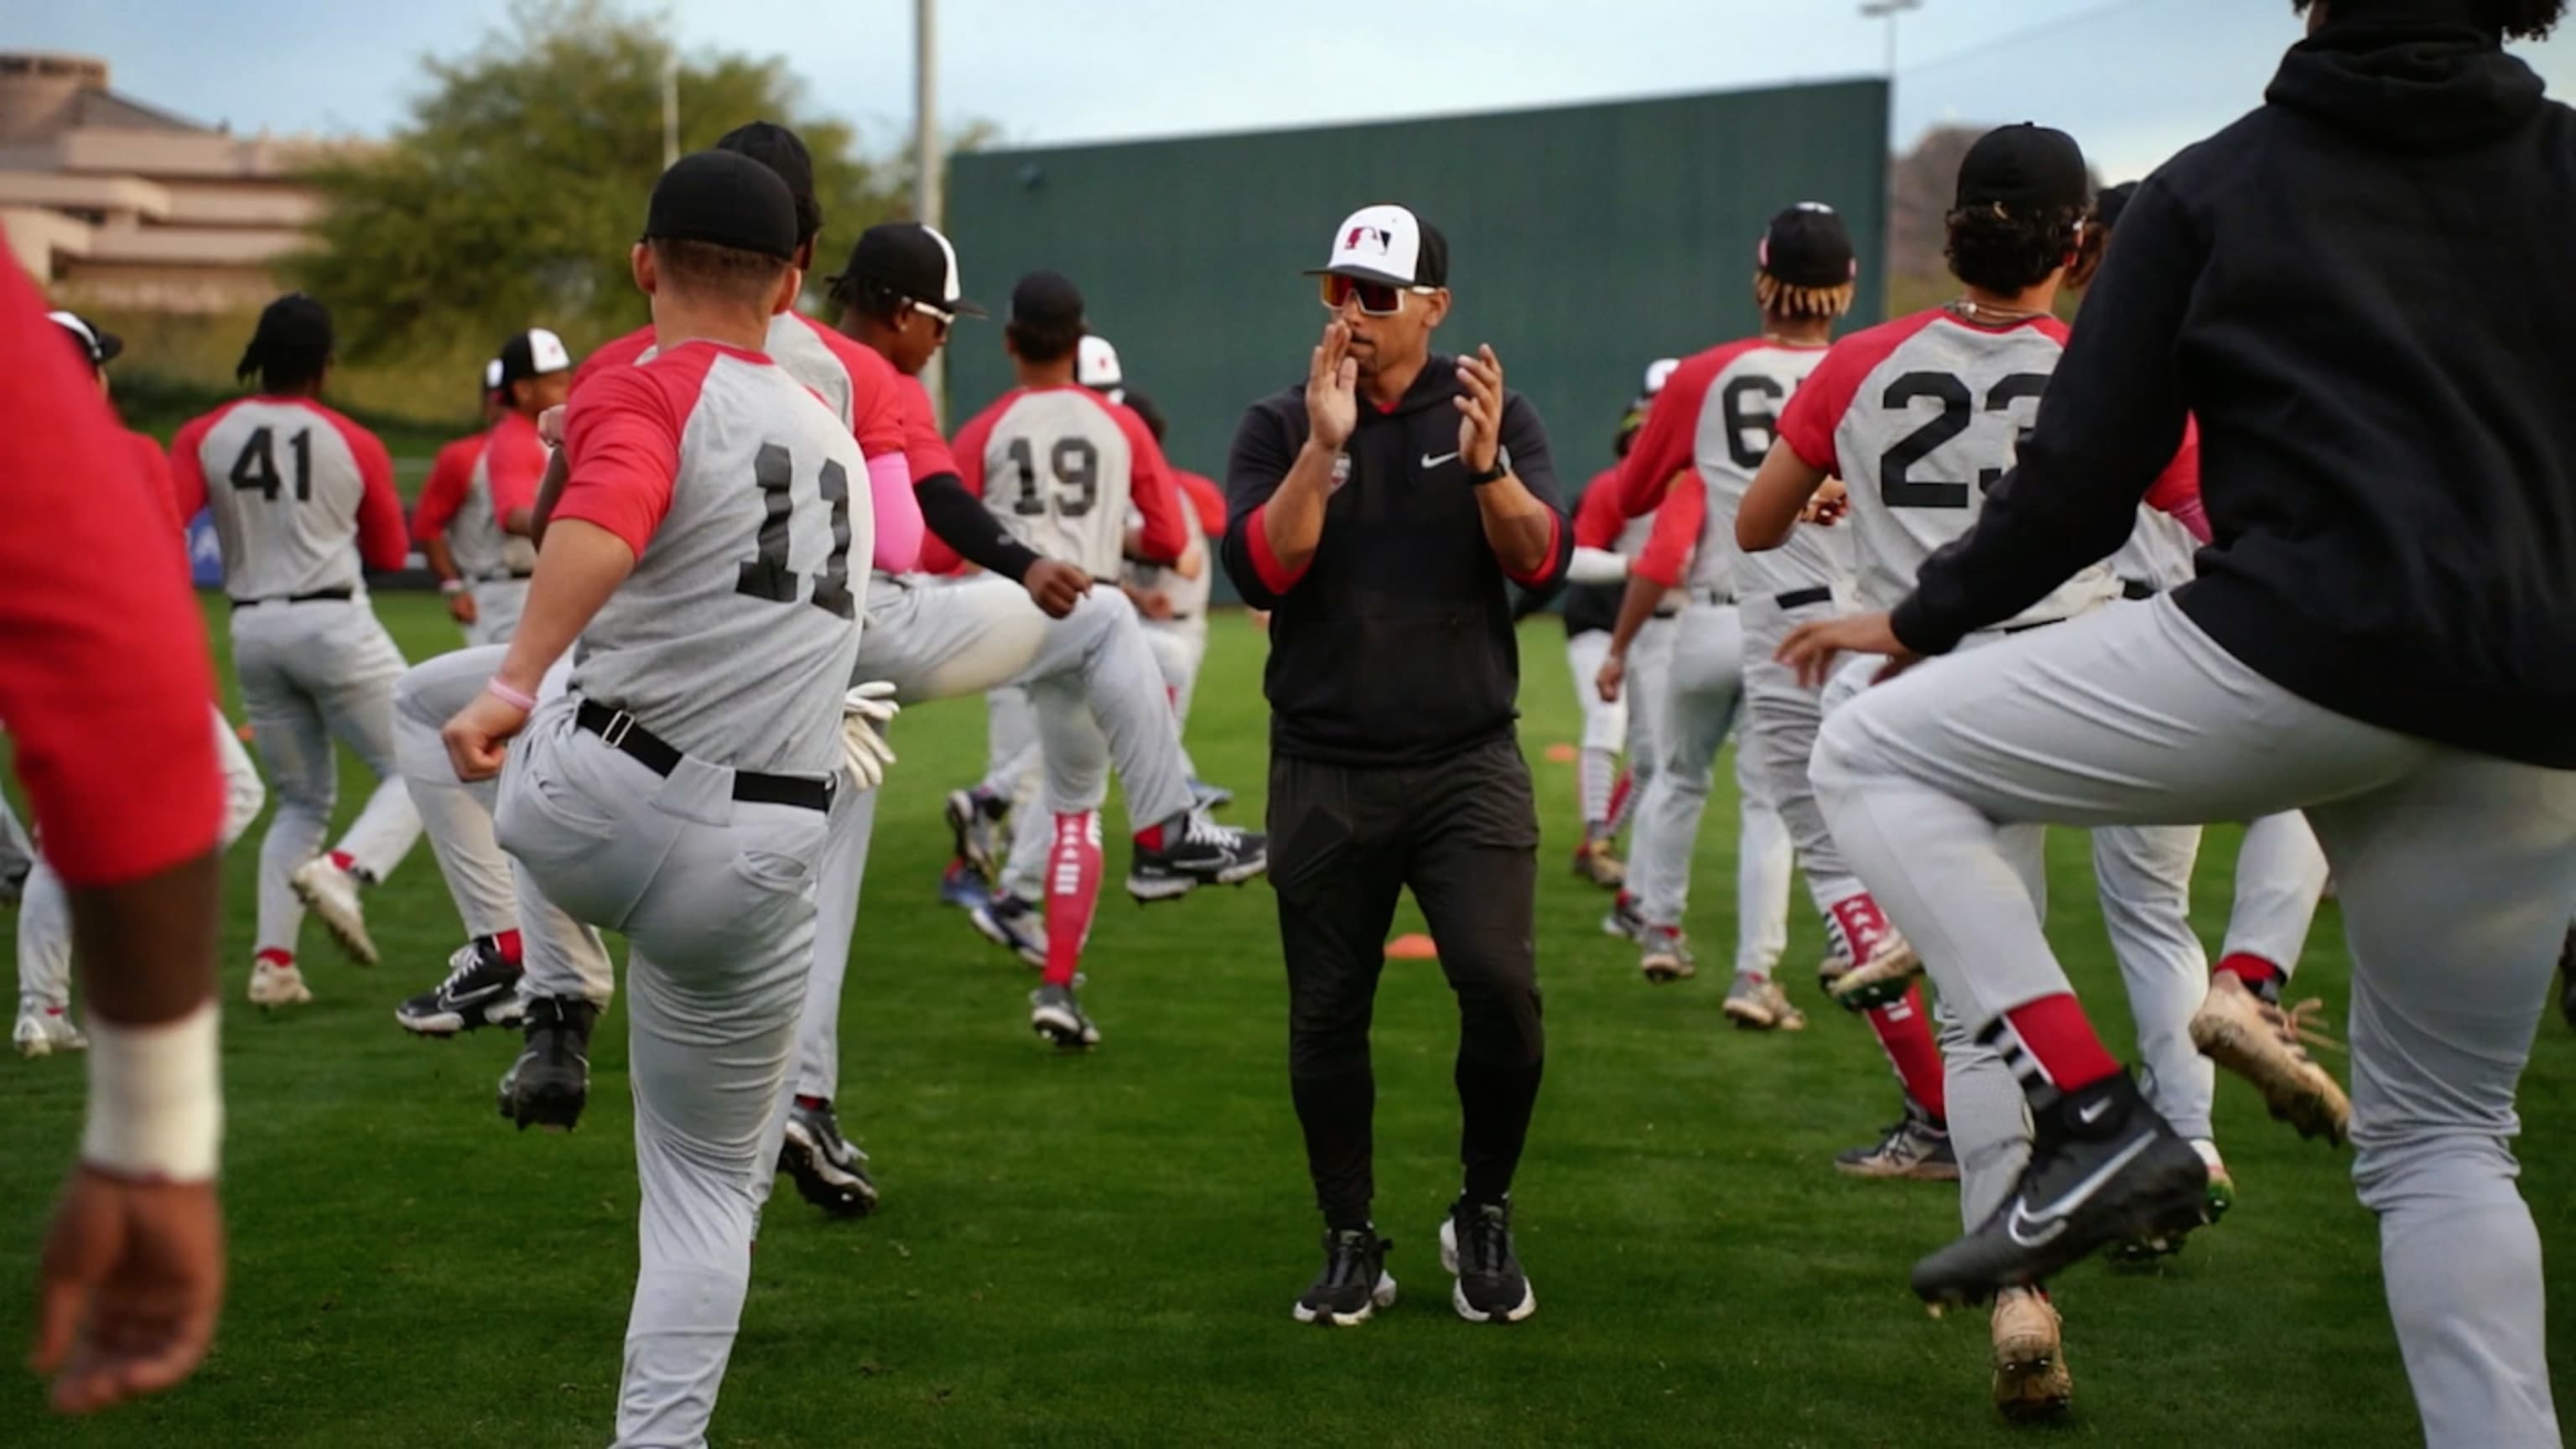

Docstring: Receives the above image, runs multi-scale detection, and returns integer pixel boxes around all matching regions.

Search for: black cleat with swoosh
[1909,1071,2210,1306]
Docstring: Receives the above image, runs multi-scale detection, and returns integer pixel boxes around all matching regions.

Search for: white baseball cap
[1077,335,1124,400]
[1642,357,1680,399]
[1306,203,1449,288]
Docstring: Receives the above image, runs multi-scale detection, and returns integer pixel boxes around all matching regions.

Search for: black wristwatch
[1467,447,1513,487]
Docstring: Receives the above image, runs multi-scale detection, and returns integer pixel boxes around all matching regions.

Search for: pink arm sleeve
[865,452,922,572]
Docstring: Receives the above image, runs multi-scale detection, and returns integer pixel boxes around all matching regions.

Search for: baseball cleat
[14,998,85,1057]
[500,995,598,1131]
[289,855,379,966]
[1723,973,1806,1031]
[1836,1102,1959,1181]
[396,938,526,1037]
[1029,983,1101,1050]
[1440,1199,1536,1324]
[2107,1138,2234,1264]
[1639,925,1696,983]
[1127,811,1266,901]
[779,1098,880,1218]
[247,959,313,1008]
[1911,1072,2210,1306]
[1601,891,1644,943]
[1188,777,1235,813]
[944,786,1010,882]
[1824,896,1920,1008]
[938,857,993,911]
[969,892,1050,970]
[2189,973,2350,1145]
[1571,833,1627,891]
[1990,1287,2073,1421]
[1292,1228,1396,1327]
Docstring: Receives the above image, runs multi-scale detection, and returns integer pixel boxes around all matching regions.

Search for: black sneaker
[1440,1199,1536,1323]
[1909,1072,2210,1306]
[498,995,598,1131]
[396,938,526,1037]
[944,786,1010,880]
[779,1098,879,1218]
[1127,810,1267,901]
[1836,1099,1960,1182]
[1029,983,1100,1049]
[1291,1228,1396,1327]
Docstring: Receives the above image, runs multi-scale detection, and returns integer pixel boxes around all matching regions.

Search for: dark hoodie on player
[1891,0,2576,768]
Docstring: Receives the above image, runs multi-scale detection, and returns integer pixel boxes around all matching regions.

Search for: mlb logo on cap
[1311,203,1448,288]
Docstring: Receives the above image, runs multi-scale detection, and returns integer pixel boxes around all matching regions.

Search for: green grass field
[4,595,2570,1447]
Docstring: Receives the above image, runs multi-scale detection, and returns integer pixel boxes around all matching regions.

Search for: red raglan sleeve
[321,410,408,571]
[553,360,686,555]
[949,403,995,502]
[168,413,213,522]
[1177,470,1228,536]
[1613,351,1720,517]
[482,416,548,518]
[1631,473,1706,589]
[2142,417,2210,543]
[1573,467,1627,549]
[1776,336,1871,473]
[126,431,182,535]
[0,256,221,886]
[1119,402,1187,564]
[412,437,474,539]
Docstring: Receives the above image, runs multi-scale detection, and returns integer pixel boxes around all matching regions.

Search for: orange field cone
[1385,933,1438,960]
[1543,742,1577,763]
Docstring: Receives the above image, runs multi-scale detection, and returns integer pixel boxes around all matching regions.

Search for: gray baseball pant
[496,698,831,1449]
[1812,595,2572,1448]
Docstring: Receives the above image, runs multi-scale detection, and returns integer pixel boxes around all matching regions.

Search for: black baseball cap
[496,328,573,386]
[46,310,122,370]
[1010,270,1085,330]
[643,150,798,261]
[1758,203,1857,288]
[2094,180,2140,231]
[1955,123,2090,215]
[834,221,985,319]
[1307,203,1449,288]
[714,120,820,244]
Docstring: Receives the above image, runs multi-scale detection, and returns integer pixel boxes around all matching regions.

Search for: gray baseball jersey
[553,340,869,777]
[954,385,1187,579]
[173,395,408,600]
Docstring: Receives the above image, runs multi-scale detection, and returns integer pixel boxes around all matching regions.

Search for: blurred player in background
[17,314,267,1057]
[1559,377,1657,895]
[5,232,231,1418]
[172,293,420,1003]
[1117,387,1235,811]
[414,331,572,645]
[414,361,504,640]
[441,149,874,1449]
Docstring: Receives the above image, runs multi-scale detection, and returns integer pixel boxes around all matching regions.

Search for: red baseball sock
[255,947,293,969]
[328,849,356,874]
[1042,811,1103,989]
[1603,767,1634,831]
[1864,985,1947,1123]
[492,929,523,965]
[794,1094,829,1113]
[2213,952,2285,993]
[1997,994,2121,1095]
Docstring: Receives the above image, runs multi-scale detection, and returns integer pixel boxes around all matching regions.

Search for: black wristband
[1467,460,1510,487]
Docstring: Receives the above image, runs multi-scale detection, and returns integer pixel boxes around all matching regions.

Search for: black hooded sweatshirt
[1221,356,1571,766]
[1891,0,2576,768]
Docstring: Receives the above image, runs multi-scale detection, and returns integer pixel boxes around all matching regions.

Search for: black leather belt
[230,588,353,610]
[475,570,536,584]
[1774,586,1834,610]
[575,699,833,812]
[2121,579,2158,601]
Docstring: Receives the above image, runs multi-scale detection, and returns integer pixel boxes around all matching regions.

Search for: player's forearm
[501,506,536,539]
[530,447,571,546]
[423,536,462,585]
[493,519,633,695]
[1738,444,1829,551]
[70,849,220,1029]
[1260,442,1337,574]
[1605,570,1665,659]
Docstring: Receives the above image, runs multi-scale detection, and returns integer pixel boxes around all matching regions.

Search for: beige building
[0,51,337,311]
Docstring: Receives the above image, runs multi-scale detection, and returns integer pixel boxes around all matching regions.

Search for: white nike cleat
[290,856,379,966]
[248,959,314,1008]
[14,998,86,1057]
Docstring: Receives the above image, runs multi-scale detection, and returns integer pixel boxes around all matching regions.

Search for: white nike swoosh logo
[2077,1098,2112,1126]
[1421,451,1460,468]
[2002,1133,2156,1248]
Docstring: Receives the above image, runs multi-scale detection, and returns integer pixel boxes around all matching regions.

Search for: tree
[293,0,902,365]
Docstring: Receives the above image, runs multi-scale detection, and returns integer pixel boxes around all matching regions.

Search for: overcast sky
[21,0,2575,182]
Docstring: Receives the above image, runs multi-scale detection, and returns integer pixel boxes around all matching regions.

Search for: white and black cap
[496,327,572,386]
[1077,335,1124,401]
[1641,357,1680,399]
[483,357,505,393]
[833,221,986,320]
[47,310,122,370]
[1306,203,1449,288]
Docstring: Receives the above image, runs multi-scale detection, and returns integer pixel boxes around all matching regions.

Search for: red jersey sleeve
[1632,474,1705,590]
[555,352,692,555]
[314,406,408,570]
[2143,418,2211,542]
[125,430,181,535]
[899,377,960,484]
[1574,467,1627,549]
[482,412,548,517]
[169,411,215,522]
[0,253,221,886]
[1116,401,1187,564]
[1775,341,1869,472]
[1176,470,1228,536]
[948,400,999,502]
[411,435,480,539]
[570,326,652,397]
[1612,351,1723,517]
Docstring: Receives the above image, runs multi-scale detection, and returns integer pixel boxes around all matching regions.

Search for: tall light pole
[661,52,680,169]
[1860,0,1923,78]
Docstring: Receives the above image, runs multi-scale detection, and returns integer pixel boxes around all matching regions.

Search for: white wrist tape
[82,1000,222,1182]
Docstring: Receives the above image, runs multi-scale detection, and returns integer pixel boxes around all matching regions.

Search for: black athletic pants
[1269,736,1545,1229]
